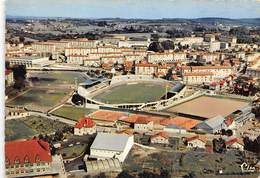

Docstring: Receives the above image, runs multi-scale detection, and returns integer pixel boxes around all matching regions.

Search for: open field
[57,144,87,159]
[166,95,249,119]
[21,116,68,134]
[51,105,96,121]
[5,120,36,141]
[29,71,86,86]
[7,88,70,112]
[123,146,243,177]
[93,83,167,104]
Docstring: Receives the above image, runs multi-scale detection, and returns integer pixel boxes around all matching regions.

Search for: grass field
[29,71,86,85]
[57,144,87,159]
[7,89,69,111]
[51,106,96,121]
[93,83,167,104]
[5,120,36,141]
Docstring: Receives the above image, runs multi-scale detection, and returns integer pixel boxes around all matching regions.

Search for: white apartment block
[147,52,186,64]
[180,66,234,79]
[32,42,56,53]
[183,72,214,85]
[135,63,158,75]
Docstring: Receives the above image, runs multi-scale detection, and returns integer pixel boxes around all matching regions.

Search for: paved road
[29,111,76,126]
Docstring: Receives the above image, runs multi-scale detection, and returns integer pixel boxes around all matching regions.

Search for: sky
[5,0,260,19]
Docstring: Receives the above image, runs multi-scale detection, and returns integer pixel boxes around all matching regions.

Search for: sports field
[93,83,168,104]
[51,105,96,121]
[7,88,69,112]
[166,95,249,119]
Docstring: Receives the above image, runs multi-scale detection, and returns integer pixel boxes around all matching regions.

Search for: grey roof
[80,78,104,86]
[90,133,130,152]
[165,124,185,130]
[238,105,251,114]
[196,115,225,130]
[169,82,185,93]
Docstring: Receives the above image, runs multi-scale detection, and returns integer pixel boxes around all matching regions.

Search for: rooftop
[89,110,126,122]
[90,133,130,152]
[5,139,52,166]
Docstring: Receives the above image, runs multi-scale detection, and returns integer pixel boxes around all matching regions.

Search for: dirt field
[166,96,249,119]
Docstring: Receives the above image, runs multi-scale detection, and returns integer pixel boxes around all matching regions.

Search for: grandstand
[77,75,187,111]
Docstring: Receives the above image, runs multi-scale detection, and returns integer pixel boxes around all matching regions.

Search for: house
[90,133,134,162]
[5,139,52,177]
[150,132,169,144]
[225,138,244,151]
[74,117,96,135]
[134,115,163,132]
[186,135,207,149]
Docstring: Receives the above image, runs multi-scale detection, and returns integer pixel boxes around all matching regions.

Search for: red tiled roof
[89,110,126,122]
[160,117,200,130]
[183,72,214,76]
[5,139,52,166]
[5,70,13,75]
[75,117,95,129]
[186,135,207,143]
[151,132,169,139]
[135,63,158,67]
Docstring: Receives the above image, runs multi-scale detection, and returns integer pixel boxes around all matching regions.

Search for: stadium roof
[79,78,105,86]
[196,115,225,130]
[90,133,130,152]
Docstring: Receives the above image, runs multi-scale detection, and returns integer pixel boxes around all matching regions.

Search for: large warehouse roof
[91,133,130,152]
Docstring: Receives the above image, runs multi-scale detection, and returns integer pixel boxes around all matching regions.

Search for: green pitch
[93,83,168,104]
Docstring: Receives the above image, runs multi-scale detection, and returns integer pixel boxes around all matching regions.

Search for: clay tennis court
[166,96,249,119]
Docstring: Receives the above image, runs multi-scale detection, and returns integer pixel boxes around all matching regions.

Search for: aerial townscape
[4,1,260,178]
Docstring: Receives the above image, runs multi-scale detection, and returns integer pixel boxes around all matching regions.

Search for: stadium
[77,75,186,110]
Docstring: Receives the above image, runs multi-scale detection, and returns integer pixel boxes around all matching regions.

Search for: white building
[90,133,134,162]
[186,135,207,149]
[150,132,169,144]
[8,56,50,68]
[209,42,221,52]
[183,72,214,85]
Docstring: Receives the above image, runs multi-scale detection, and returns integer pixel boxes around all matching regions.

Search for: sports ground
[93,82,169,104]
[166,95,249,119]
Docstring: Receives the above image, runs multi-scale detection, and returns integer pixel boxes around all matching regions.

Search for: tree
[148,42,164,52]
[226,129,233,137]
[12,65,27,89]
[151,33,159,42]
[161,40,174,50]
[19,36,25,43]
[165,68,173,80]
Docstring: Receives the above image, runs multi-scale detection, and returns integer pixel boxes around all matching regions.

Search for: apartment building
[183,72,214,85]
[135,63,158,75]
[179,65,234,79]
[67,55,88,65]
[68,38,99,48]
[32,42,56,53]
